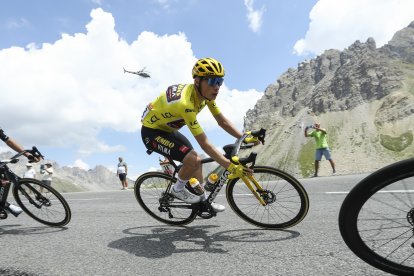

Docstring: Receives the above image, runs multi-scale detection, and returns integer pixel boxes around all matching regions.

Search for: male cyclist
[141,57,256,212]
[0,127,38,216]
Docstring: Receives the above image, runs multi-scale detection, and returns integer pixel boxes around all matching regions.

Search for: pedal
[197,201,216,219]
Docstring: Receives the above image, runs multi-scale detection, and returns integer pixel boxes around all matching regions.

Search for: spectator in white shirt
[23,163,36,179]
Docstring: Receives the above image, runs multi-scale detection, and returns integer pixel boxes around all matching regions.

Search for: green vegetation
[380,131,413,152]
[53,178,85,193]
[299,141,315,178]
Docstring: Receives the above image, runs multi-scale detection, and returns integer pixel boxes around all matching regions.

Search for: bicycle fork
[241,175,267,206]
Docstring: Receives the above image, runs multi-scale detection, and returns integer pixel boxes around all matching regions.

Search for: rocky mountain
[0,152,133,192]
[244,21,414,178]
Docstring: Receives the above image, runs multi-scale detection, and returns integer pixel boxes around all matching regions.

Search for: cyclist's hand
[243,131,260,145]
[227,163,252,179]
[26,153,41,163]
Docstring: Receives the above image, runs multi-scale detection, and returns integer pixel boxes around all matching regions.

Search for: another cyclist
[0,127,39,216]
[141,57,256,212]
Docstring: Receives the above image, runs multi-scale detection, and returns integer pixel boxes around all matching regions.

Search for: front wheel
[13,178,71,227]
[226,166,309,229]
[134,172,197,226]
[339,158,414,275]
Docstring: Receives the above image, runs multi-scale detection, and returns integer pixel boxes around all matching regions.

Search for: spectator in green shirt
[304,123,336,177]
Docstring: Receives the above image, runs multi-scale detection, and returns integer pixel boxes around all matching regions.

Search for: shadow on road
[0,224,68,236]
[108,225,300,258]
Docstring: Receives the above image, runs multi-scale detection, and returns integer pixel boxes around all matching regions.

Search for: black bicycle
[135,129,309,229]
[0,147,71,227]
[339,157,414,275]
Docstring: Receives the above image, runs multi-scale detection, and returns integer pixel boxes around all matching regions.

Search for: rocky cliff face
[244,21,414,178]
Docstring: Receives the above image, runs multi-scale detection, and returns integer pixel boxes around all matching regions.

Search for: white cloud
[244,0,266,33]
[294,0,414,55]
[70,159,90,170]
[0,8,262,159]
[6,18,30,29]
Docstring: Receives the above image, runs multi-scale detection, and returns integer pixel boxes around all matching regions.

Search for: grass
[299,140,315,178]
[380,131,413,152]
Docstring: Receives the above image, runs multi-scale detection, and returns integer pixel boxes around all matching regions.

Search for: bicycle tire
[226,166,309,229]
[134,172,197,226]
[339,158,414,275]
[13,178,71,227]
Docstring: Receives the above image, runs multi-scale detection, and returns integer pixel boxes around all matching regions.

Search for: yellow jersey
[141,84,221,136]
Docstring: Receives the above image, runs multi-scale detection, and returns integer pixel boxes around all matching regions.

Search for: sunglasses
[204,77,224,87]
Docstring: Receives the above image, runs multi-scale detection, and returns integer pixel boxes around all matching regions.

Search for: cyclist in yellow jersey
[141,57,256,211]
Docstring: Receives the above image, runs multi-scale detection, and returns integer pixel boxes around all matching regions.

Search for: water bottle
[204,173,218,192]
[189,178,204,195]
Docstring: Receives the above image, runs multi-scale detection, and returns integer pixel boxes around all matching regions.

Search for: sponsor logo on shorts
[179,145,190,153]
[155,136,175,148]
[157,144,171,155]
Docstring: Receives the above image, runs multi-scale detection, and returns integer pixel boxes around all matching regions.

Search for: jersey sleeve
[182,109,204,136]
[207,100,221,116]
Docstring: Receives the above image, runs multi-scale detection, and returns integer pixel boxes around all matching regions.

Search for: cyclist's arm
[213,113,243,139]
[194,132,231,169]
[5,138,25,154]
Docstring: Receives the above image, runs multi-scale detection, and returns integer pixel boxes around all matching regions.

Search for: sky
[1,0,413,179]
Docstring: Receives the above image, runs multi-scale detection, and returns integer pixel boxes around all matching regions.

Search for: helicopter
[123,67,151,78]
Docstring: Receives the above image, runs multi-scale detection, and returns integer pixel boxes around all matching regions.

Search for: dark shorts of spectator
[118,173,127,181]
[42,180,52,186]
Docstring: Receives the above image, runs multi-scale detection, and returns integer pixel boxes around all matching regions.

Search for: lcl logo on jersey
[189,120,199,129]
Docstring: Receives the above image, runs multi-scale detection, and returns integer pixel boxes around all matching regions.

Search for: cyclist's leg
[141,127,201,203]
[177,150,202,183]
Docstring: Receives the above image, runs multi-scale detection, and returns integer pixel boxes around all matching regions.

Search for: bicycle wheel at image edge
[339,158,414,275]
[134,172,197,225]
[13,178,71,227]
[226,166,309,229]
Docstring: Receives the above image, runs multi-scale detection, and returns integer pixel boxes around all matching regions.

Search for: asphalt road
[0,174,393,276]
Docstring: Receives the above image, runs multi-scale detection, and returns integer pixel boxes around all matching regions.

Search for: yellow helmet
[192,57,225,78]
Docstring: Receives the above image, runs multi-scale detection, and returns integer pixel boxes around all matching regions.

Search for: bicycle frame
[156,128,268,208]
[0,147,46,213]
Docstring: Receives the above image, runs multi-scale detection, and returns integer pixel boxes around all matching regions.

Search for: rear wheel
[13,178,71,227]
[134,172,197,225]
[226,166,309,229]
